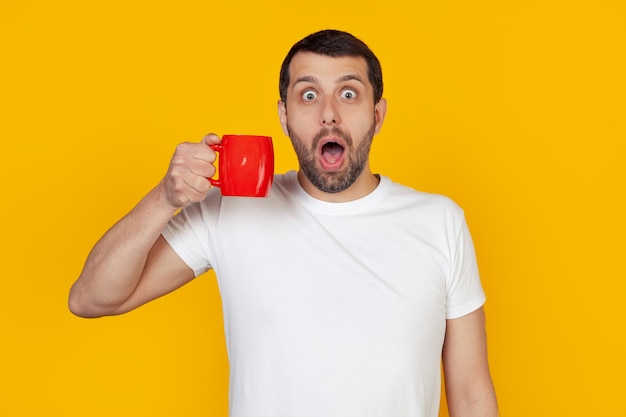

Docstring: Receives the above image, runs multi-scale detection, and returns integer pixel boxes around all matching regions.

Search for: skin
[444,307,499,417]
[69,51,497,416]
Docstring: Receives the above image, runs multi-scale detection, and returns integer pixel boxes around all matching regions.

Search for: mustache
[312,126,353,148]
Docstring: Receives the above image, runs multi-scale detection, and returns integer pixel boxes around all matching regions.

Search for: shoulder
[380,176,464,217]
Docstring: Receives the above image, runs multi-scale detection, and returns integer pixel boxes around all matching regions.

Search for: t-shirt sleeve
[161,201,213,278]
[445,213,486,319]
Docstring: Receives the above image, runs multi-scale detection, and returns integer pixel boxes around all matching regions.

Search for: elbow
[68,295,98,318]
[68,285,105,318]
[68,303,90,319]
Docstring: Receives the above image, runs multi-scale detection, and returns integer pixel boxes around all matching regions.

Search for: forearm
[69,181,178,317]
[447,383,498,417]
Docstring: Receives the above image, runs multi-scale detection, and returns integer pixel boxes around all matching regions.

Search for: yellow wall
[1,1,624,416]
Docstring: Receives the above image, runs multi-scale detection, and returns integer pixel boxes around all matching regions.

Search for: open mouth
[321,141,345,164]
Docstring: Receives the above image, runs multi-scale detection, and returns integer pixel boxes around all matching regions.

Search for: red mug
[209,135,274,197]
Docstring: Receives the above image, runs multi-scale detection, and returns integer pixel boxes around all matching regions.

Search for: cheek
[347,111,375,136]
[285,108,316,134]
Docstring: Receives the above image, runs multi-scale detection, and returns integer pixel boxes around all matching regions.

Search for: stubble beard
[288,122,376,194]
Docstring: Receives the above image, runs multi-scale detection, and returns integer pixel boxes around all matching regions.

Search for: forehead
[288,52,369,88]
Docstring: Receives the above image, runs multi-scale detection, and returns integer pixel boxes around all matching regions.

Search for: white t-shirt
[162,171,486,417]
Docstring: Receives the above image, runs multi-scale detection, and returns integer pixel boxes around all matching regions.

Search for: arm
[442,306,498,417]
[68,134,221,318]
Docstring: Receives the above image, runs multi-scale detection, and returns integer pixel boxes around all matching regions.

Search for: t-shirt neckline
[284,170,390,215]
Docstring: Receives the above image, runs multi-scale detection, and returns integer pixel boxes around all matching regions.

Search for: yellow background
[1,0,624,416]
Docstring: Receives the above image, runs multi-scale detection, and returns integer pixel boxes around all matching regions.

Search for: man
[70,29,498,417]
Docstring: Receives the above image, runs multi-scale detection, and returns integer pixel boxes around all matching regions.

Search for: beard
[288,121,376,194]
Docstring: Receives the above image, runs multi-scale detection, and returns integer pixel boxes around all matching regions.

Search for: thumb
[203,133,221,146]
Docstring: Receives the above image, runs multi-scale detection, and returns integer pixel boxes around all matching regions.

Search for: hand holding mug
[162,133,274,209]
[162,133,220,209]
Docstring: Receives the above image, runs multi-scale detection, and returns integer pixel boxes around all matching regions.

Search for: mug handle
[208,144,224,188]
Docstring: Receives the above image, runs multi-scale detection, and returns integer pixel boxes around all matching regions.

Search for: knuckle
[175,142,190,152]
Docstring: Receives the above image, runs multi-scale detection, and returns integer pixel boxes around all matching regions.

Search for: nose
[320,97,340,126]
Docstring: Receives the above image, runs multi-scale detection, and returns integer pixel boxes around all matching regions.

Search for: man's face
[278,52,386,196]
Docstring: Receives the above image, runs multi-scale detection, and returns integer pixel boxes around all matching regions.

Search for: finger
[162,174,205,208]
[190,144,217,164]
[187,158,216,179]
[182,172,212,195]
[173,140,216,165]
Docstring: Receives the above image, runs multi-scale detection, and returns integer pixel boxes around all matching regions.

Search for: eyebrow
[292,74,366,88]
[337,74,365,85]
[293,75,317,87]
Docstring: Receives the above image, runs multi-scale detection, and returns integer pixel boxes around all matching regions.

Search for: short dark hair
[279,29,383,104]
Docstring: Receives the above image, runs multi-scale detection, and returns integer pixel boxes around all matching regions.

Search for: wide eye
[341,89,357,100]
[302,90,317,101]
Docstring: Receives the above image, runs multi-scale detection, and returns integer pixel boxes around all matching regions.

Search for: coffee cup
[209,135,274,197]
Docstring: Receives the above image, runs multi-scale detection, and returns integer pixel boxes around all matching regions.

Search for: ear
[373,98,387,135]
[278,100,289,136]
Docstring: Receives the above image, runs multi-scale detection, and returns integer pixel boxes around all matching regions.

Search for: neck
[297,169,380,203]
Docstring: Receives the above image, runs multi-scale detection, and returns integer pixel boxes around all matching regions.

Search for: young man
[70,30,498,417]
